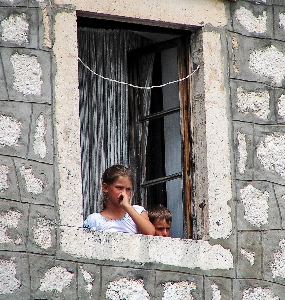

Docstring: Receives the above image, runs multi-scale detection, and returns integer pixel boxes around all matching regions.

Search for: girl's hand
[118,191,131,208]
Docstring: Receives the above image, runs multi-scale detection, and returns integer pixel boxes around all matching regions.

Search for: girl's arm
[119,192,155,235]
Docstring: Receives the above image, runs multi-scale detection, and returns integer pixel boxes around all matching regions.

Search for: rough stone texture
[204,277,232,300]
[229,34,285,88]
[0,251,30,300]
[275,88,285,124]
[27,204,56,254]
[233,122,254,180]
[274,184,285,230]
[230,80,275,124]
[274,5,285,42]
[14,158,55,205]
[101,266,155,300]
[154,272,203,300]
[263,230,285,285]
[0,155,20,201]
[236,181,281,230]
[77,263,101,300]
[0,8,38,48]
[233,279,284,300]
[254,125,285,185]
[0,101,31,159]
[237,231,262,279]
[232,1,273,39]
[1,48,51,103]
[30,255,77,300]
[28,103,53,164]
[0,53,9,100]
[0,200,28,251]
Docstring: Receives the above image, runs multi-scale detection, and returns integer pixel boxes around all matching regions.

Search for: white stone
[19,166,43,194]
[249,45,285,85]
[33,113,47,159]
[236,87,270,120]
[279,13,285,30]
[0,210,22,245]
[240,248,255,266]
[211,283,222,300]
[271,239,285,279]
[106,278,150,300]
[162,281,196,300]
[32,216,53,249]
[10,53,43,95]
[0,165,9,191]
[80,266,94,294]
[242,287,279,300]
[240,184,269,227]
[39,266,74,293]
[0,115,21,147]
[0,259,21,294]
[235,6,267,34]
[1,13,29,45]
[277,94,285,119]
[237,131,247,174]
[257,133,285,178]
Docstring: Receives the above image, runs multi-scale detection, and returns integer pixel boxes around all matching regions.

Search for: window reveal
[78,22,194,239]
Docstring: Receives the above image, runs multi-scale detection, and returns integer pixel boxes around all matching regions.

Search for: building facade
[0,0,285,298]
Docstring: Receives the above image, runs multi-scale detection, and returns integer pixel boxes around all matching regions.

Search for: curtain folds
[78,28,154,219]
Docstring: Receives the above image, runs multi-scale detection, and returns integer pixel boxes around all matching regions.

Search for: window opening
[78,17,193,238]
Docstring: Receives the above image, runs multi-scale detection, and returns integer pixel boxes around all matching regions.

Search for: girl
[83,165,155,235]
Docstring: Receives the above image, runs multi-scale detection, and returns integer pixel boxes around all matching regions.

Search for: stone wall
[0,0,285,299]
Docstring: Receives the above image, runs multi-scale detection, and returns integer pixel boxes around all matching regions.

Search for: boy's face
[153,218,171,237]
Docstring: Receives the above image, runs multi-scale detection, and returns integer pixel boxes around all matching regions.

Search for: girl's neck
[101,205,126,220]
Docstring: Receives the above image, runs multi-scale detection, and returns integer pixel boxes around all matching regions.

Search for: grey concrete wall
[0,0,285,299]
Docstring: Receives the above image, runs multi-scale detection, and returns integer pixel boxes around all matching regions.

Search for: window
[78,18,194,238]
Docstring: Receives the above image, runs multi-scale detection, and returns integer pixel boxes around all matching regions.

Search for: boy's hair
[147,204,172,223]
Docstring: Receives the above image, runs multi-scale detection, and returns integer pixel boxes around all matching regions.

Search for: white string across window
[78,57,200,90]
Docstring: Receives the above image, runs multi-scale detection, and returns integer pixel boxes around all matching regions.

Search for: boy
[147,204,172,237]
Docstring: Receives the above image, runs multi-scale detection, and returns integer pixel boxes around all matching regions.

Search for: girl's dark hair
[147,204,172,223]
[101,165,133,210]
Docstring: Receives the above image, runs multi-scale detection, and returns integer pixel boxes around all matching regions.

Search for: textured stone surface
[204,277,232,300]
[1,48,51,103]
[236,181,281,230]
[14,158,54,205]
[232,1,272,38]
[237,231,262,279]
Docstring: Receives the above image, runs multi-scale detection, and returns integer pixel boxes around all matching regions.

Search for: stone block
[0,53,8,100]
[236,181,281,230]
[14,158,55,205]
[77,263,101,300]
[204,277,232,300]
[0,101,31,159]
[228,33,285,88]
[274,184,285,230]
[230,80,275,124]
[1,48,51,103]
[154,271,203,300]
[38,6,53,50]
[231,1,273,39]
[0,7,38,49]
[263,230,285,285]
[0,155,20,201]
[274,5,285,42]
[254,124,285,185]
[233,279,285,299]
[275,88,285,124]
[0,251,30,299]
[0,0,27,6]
[30,254,77,300]
[237,231,262,279]
[27,204,56,254]
[0,200,28,251]
[28,103,53,164]
[101,266,155,300]
[233,121,254,181]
